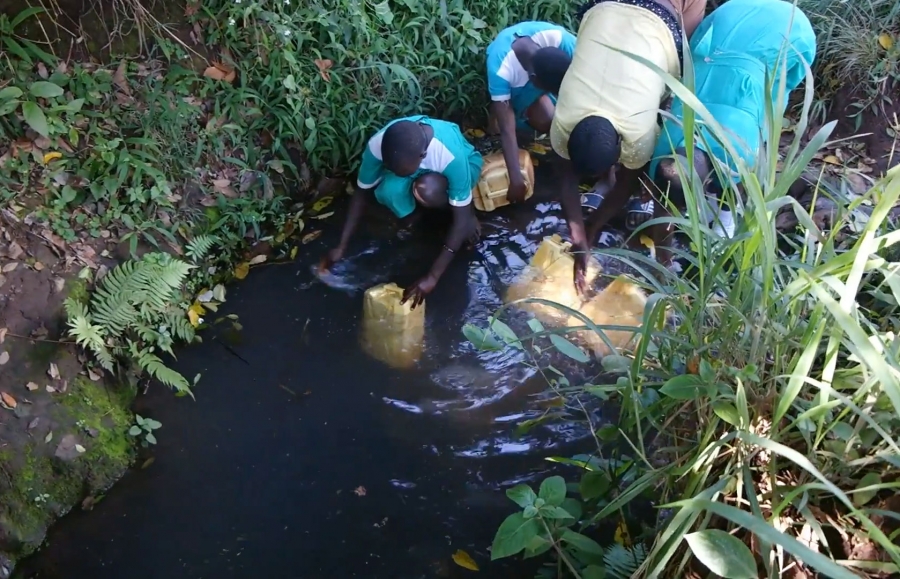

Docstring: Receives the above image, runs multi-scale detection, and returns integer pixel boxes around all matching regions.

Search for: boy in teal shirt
[487,21,575,203]
[649,0,816,240]
[320,116,483,308]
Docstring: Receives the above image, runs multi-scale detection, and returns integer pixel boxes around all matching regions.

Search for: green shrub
[195,0,578,175]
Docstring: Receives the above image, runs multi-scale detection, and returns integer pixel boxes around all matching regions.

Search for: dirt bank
[0,211,135,577]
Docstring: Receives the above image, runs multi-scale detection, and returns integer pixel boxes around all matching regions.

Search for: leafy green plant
[64,252,199,394]
[129,414,162,447]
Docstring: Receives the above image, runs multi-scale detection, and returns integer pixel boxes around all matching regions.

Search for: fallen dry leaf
[26,382,38,391]
[28,417,39,430]
[37,62,48,79]
[879,32,894,51]
[312,211,334,220]
[1,392,17,409]
[42,151,62,164]
[302,231,322,244]
[2,262,18,272]
[314,59,333,82]
[353,486,367,497]
[46,385,56,393]
[75,444,86,453]
[0,328,6,343]
[88,369,101,381]
[45,431,53,443]
[0,351,8,365]
[187,303,205,327]
[312,196,333,212]
[114,60,131,96]
[203,61,236,83]
[141,457,155,469]
[212,178,238,198]
[7,241,23,260]
[249,254,267,265]
[234,262,250,280]
[823,155,841,165]
[452,549,479,571]
[33,261,44,271]
[48,362,60,379]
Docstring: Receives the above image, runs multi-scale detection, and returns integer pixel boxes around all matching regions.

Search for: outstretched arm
[492,101,527,203]
[557,157,592,294]
[320,186,370,270]
[401,204,475,308]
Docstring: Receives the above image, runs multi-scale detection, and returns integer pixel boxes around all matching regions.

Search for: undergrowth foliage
[466,12,900,579]
[64,253,198,394]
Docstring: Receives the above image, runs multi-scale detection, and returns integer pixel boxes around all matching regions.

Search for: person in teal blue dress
[649,0,816,239]
[486,21,575,203]
[320,116,483,308]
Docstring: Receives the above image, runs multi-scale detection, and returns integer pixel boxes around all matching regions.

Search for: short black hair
[532,47,571,94]
[568,116,620,178]
[382,120,426,171]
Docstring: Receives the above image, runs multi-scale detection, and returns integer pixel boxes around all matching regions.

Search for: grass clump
[467,22,900,579]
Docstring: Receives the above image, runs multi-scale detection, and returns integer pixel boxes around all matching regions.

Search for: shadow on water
[16,163,631,578]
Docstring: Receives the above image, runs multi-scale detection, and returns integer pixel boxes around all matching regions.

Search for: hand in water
[506,175,528,204]
[573,252,589,296]
[318,247,344,272]
[401,274,437,310]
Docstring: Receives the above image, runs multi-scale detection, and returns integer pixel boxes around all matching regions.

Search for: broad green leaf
[373,0,394,24]
[29,80,64,98]
[462,323,502,351]
[538,475,566,506]
[128,426,141,436]
[549,334,590,362]
[505,483,536,508]
[21,101,48,137]
[853,472,882,507]
[659,374,706,400]
[490,512,540,560]
[539,506,574,520]
[601,354,630,373]
[0,86,23,100]
[685,529,757,579]
[526,318,544,333]
[0,100,20,116]
[561,497,582,522]
[560,529,603,556]
[582,565,606,579]
[523,535,553,559]
[489,318,522,349]
[712,401,740,426]
[580,471,610,501]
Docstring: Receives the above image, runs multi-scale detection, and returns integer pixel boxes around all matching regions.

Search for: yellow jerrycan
[472,149,535,212]
[359,283,425,369]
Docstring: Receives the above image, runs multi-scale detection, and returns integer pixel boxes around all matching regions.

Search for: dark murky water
[16,164,630,578]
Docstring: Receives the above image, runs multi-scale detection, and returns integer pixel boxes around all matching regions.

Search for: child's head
[531,47,571,95]
[382,121,428,177]
[568,115,620,180]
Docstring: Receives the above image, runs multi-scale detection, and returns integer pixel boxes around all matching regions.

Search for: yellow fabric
[550,2,681,169]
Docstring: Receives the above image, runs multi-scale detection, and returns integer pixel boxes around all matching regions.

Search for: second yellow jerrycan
[359,282,425,369]
[472,149,535,212]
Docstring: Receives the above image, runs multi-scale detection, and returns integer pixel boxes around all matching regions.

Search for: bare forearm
[428,208,470,280]
[338,188,368,250]
[493,102,522,179]
[557,159,587,249]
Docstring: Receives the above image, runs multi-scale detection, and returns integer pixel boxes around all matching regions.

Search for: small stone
[46,385,56,393]
[7,241,23,260]
[0,352,9,365]
[54,434,81,460]
[26,382,38,391]
[33,261,44,271]
[52,276,65,293]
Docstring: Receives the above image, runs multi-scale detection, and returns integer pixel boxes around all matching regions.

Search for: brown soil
[0,212,135,577]
[829,83,900,175]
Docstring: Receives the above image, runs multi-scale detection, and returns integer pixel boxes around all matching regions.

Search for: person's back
[654,0,816,179]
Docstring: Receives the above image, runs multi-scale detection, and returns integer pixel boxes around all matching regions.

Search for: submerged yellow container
[472,149,535,212]
[530,234,575,281]
[360,283,425,369]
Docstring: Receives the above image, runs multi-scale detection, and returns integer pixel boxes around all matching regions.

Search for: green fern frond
[186,234,219,262]
[164,311,196,343]
[63,297,88,320]
[135,348,191,394]
[65,313,116,371]
[603,543,648,579]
